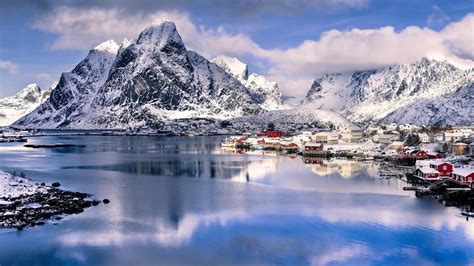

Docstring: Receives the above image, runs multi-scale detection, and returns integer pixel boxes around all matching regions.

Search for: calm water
[0,135,472,265]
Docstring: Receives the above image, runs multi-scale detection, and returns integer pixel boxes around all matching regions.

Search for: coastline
[0,171,104,230]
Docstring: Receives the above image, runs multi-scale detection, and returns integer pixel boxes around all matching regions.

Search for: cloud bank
[33,8,474,97]
[0,60,18,74]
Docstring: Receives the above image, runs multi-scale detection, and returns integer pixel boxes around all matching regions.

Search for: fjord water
[0,136,472,265]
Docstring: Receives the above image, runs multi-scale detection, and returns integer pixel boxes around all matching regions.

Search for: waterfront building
[312,132,339,144]
[429,161,453,176]
[339,126,363,142]
[452,167,474,183]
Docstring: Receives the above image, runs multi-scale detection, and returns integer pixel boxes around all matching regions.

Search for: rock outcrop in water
[0,171,102,230]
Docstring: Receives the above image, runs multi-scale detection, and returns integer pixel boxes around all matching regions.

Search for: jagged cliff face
[0,83,56,126]
[212,55,285,111]
[15,21,262,129]
[302,58,474,125]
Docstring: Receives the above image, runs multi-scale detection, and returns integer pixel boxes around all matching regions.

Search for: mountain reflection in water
[0,135,472,265]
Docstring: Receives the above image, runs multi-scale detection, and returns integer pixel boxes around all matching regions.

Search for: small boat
[461,211,474,217]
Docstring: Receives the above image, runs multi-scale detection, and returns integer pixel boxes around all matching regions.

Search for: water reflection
[0,136,473,265]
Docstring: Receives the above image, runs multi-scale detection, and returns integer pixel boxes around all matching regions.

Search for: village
[221,123,474,215]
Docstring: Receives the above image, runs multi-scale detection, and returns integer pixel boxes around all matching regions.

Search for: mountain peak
[13,83,42,104]
[93,40,119,54]
[136,20,185,51]
[212,55,248,80]
[18,83,41,95]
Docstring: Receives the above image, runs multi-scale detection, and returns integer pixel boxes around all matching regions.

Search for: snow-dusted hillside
[0,82,56,126]
[15,21,263,129]
[302,58,473,125]
[212,55,286,111]
[234,105,351,128]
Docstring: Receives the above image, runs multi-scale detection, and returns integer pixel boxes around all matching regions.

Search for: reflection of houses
[339,126,363,142]
[312,132,339,144]
[310,160,363,178]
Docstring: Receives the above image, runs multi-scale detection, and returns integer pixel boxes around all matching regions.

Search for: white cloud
[0,60,18,74]
[32,8,474,98]
[31,8,260,57]
[260,13,474,97]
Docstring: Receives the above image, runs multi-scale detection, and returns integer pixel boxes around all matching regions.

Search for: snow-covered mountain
[302,58,473,125]
[15,21,263,129]
[212,55,285,111]
[0,82,56,126]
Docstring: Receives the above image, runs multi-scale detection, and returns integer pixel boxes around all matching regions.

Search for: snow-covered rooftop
[452,167,474,177]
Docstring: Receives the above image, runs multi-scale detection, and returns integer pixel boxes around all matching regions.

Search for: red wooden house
[257,130,283,138]
[452,168,474,183]
[414,150,428,158]
[304,143,324,151]
[429,161,453,176]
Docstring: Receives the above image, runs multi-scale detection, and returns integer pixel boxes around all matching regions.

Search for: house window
[443,166,447,170]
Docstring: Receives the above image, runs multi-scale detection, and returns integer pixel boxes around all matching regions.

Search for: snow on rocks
[15,21,263,129]
[212,55,287,111]
[0,171,104,230]
[302,57,474,126]
[0,171,48,198]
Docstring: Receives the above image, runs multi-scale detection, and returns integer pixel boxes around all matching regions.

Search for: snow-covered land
[233,104,351,128]
[15,21,263,129]
[212,55,287,111]
[302,58,473,126]
[0,82,56,126]
[0,171,47,199]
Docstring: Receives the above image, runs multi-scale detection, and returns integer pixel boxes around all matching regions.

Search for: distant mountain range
[0,83,56,127]
[2,20,472,129]
[301,58,473,126]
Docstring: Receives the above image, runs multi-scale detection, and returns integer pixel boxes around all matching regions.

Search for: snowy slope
[234,105,351,128]
[212,55,286,111]
[15,21,263,129]
[302,58,474,125]
[0,82,56,126]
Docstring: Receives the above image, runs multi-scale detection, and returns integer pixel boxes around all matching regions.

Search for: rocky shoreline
[0,171,107,230]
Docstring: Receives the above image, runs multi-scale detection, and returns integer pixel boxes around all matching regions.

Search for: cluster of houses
[222,124,474,160]
[415,160,474,186]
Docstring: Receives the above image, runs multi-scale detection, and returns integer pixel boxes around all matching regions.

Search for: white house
[312,132,339,144]
[339,125,363,142]
[418,133,431,143]
[399,124,420,132]
[444,131,465,142]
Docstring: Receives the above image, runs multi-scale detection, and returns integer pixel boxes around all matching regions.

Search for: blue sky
[0,0,473,98]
